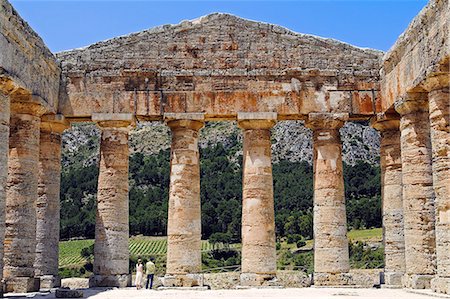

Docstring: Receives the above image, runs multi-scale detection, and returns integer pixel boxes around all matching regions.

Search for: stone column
[395,93,436,289]
[238,112,277,287]
[90,113,134,288]
[0,92,10,297]
[427,85,450,294]
[306,113,350,286]
[164,113,204,287]
[371,115,405,287]
[34,115,69,290]
[4,100,46,293]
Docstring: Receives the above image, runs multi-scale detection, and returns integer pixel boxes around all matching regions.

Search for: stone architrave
[0,92,10,297]
[90,113,134,288]
[164,113,204,287]
[371,115,405,287]
[427,84,450,294]
[34,114,69,290]
[238,112,277,287]
[306,113,350,286]
[395,93,436,289]
[4,99,46,293]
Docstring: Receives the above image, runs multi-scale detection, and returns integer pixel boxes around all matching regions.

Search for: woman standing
[135,259,144,289]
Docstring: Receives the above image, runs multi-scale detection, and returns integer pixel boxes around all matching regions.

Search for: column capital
[370,113,400,132]
[92,113,135,129]
[394,92,428,115]
[421,74,450,92]
[237,112,277,130]
[41,114,70,134]
[305,113,348,130]
[164,113,205,131]
[10,95,48,117]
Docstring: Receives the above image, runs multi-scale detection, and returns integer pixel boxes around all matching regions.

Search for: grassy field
[348,228,382,242]
[59,236,238,268]
[59,229,382,268]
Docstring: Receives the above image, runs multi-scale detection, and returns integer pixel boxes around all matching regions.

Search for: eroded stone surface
[92,119,132,287]
[0,0,60,111]
[306,114,349,285]
[0,92,10,296]
[395,94,436,289]
[57,14,381,120]
[35,115,69,288]
[4,102,45,292]
[165,118,204,285]
[428,86,450,294]
[238,115,277,286]
[371,116,405,287]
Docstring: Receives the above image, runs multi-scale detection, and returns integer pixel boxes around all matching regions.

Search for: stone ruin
[0,0,448,295]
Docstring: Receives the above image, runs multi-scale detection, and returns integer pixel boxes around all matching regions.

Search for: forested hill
[60,121,381,241]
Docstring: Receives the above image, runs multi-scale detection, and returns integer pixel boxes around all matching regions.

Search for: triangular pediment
[58,13,382,75]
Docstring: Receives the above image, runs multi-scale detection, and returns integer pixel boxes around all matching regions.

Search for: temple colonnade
[0,84,449,293]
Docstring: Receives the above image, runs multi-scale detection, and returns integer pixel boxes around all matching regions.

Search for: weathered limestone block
[91,115,133,288]
[395,93,436,289]
[371,116,405,287]
[0,92,10,297]
[4,100,46,293]
[306,113,350,286]
[55,288,84,298]
[427,85,450,295]
[238,112,277,287]
[35,115,69,289]
[165,115,204,287]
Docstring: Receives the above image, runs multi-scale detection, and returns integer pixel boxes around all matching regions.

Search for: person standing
[135,259,144,290]
[145,258,156,289]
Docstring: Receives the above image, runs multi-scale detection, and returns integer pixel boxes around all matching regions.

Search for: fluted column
[90,113,133,288]
[164,113,204,287]
[395,93,436,289]
[4,100,46,293]
[238,112,277,287]
[371,115,405,287]
[306,113,350,286]
[34,115,69,290]
[0,92,10,297]
[428,85,450,294]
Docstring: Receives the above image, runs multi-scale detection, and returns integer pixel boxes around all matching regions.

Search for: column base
[89,274,131,288]
[313,273,352,286]
[403,274,434,289]
[383,272,404,288]
[431,277,450,294]
[4,277,39,293]
[240,273,278,287]
[38,275,61,290]
[162,274,203,287]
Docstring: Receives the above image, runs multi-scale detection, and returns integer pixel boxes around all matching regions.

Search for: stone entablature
[56,13,382,121]
[381,0,449,112]
[0,0,60,112]
[0,0,449,295]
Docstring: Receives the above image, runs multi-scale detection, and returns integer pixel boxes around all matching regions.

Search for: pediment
[57,13,382,76]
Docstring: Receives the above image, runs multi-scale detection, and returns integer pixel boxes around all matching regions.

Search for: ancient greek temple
[0,0,448,295]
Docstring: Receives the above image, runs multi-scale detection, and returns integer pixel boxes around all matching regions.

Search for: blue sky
[10,1,427,53]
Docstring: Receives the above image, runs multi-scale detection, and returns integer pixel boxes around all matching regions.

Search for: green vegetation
[348,228,383,242]
[58,229,383,278]
[60,128,382,277]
